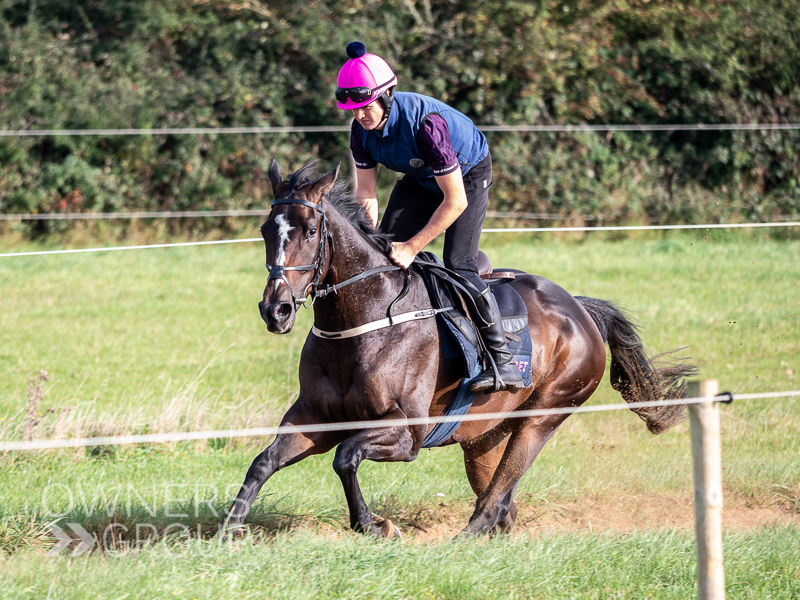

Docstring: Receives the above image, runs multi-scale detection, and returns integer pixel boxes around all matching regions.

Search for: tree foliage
[0,0,798,235]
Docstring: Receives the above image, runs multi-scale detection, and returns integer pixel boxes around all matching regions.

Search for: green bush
[0,0,798,238]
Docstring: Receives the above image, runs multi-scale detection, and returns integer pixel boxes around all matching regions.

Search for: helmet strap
[376,87,395,128]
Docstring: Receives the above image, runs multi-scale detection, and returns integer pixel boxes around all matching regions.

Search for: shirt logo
[409,158,425,168]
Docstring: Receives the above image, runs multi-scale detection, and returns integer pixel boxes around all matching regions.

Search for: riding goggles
[335,77,395,105]
[335,86,378,104]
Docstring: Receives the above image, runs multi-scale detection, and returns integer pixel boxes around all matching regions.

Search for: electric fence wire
[1,220,798,259]
[2,123,800,137]
[1,390,797,452]
[0,209,273,221]
[3,209,798,223]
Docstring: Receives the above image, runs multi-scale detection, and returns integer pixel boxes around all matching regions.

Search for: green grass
[0,527,798,599]
[2,230,797,414]
[0,231,799,597]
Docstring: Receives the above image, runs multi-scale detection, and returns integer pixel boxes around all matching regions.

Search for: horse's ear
[268,159,286,199]
[308,162,341,203]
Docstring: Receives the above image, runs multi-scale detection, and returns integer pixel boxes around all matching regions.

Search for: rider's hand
[389,241,418,270]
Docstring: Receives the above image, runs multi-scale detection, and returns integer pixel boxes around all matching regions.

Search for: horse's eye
[307,227,318,240]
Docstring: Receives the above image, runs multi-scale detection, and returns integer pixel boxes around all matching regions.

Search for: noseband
[265,197,333,309]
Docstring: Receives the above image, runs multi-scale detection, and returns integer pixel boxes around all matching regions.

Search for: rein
[314,265,402,300]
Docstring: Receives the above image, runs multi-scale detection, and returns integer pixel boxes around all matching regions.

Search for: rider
[335,41,527,393]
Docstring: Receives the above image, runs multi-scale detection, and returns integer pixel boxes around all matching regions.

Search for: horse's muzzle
[259,300,295,334]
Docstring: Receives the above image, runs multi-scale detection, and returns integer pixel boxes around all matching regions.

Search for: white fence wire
[0,209,590,222]
[0,209,273,221]
[1,220,798,259]
[2,123,800,137]
[1,390,797,452]
[0,238,262,258]
[3,209,798,223]
[480,221,800,233]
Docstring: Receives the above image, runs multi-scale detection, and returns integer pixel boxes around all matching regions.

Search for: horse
[221,159,697,538]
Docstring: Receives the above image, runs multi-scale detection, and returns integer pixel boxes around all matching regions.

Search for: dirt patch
[28,495,795,555]
[401,493,799,543]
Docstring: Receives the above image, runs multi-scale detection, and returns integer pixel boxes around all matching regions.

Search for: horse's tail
[575,296,699,435]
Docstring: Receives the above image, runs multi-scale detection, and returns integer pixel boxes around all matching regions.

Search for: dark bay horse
[222,160,697,538]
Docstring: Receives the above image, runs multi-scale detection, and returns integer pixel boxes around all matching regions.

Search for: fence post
[687,379,725,600]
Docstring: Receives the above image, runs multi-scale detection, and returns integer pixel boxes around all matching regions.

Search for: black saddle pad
[415,252,533,380]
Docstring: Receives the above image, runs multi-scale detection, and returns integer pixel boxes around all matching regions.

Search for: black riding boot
[469,287,528,393]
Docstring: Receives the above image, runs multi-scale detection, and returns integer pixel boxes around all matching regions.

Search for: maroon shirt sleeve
[417,114,460,176]
[350,119,378,169]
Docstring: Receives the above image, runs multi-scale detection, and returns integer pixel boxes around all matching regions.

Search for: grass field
[0,230,799,598]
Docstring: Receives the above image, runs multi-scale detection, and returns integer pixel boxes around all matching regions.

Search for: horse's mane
[286,162,393,254]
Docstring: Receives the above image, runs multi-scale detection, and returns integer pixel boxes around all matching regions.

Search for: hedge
[1,0,798,237]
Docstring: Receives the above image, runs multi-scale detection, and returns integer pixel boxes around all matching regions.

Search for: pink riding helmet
[336,41,397,110]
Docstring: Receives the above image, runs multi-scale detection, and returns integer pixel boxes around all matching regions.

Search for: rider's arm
[354,166,379,228]
[389,170,468,268]
[388,115,467,269]
[350,119,380,227]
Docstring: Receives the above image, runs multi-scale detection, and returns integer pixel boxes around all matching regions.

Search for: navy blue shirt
[349,92,488,192]
[351,114,459,176]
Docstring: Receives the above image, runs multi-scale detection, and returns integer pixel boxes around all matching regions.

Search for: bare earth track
[294,494,799,543]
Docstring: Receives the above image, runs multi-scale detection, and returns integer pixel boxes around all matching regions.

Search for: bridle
[264,193,408,316]
[264,197,333,310]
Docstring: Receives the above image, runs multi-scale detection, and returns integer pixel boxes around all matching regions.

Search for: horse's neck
[313,204,403,330]
[326,203,388,283]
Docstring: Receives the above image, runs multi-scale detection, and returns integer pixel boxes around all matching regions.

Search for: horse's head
[258,159,340,333]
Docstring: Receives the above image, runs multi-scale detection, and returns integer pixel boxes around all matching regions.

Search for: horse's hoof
[373,517,402,540]
[454,525,487,540]
[217,523,248,542]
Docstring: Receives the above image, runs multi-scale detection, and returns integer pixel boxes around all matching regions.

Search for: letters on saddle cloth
[414,252,534,448]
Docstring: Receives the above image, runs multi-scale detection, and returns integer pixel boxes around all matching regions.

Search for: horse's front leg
[221,402,342,536]
[332,411,421,538]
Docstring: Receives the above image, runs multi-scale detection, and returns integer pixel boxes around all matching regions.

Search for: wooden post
[687,379,726,600]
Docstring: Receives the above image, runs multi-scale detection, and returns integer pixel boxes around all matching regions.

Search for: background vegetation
[1,0,799,239]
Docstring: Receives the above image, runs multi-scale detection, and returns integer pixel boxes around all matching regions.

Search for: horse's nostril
[273,303,292,321]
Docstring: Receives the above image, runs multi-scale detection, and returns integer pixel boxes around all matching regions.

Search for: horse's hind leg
[332,413,419,538]
[460,406,571,537]
[461,423,518,533]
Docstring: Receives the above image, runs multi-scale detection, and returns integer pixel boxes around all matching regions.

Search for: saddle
[413,251,534,448]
